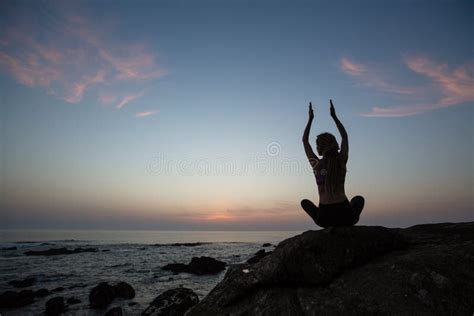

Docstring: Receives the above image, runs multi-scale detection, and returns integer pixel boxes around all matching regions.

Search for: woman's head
[316,133,339,156]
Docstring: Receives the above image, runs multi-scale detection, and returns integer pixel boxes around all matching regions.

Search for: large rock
[162,256,226,275]
[142,287,199,316]
[186,223,474,315]
[89,282,116,308]
[45,296,66,316]
[8,277,36,288]
[0,290,35,308]
[89,281,135,309]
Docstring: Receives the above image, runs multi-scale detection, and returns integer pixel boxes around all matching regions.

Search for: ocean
[0,230,301,315]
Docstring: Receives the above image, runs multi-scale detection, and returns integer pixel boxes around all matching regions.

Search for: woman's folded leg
[301,199,329,228]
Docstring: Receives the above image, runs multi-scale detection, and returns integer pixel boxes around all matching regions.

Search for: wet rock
[186,223,474,315]
[113,281,135,299]
[45,296,66,316]
[246,249,272,264]
[89,282,116,309]
[66,297,81,304]
[262,243,273,247]
[105,306,123,316]
[8,276,36,288]
[153,242,210,247]
[24,247,98,256]
[1,246,17,250]
[35,288,51,297]
[162,257,226,275]
[0,289,35,308]
[162,263,188,274]
[129,301,138,306]
[51,286,65,292]
[142,287,199,316]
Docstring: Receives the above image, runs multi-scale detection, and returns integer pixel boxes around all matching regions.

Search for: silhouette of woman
[301,99,365,228]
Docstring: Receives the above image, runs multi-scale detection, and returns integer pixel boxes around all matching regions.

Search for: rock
[246,249,272,264]
[262,243,273,247]
[1,246,17,250]
[142,287,199,316]
[162,257,226,275]
[45,296,66,316]
[89,282,116,309]
[35,288,51,297]
[128,301,138,306]
[51,286,65,292]
[89,281,135,308]
[0,290,35,308]
[102,249,111,252]
[113,281,135,299]
[105,306,123,316]
[66,297,81,304]
[8,276,36,288]
[187,257,226,275]
[186,223,474,315]
[162,263,188,274]
[24,247,98,256]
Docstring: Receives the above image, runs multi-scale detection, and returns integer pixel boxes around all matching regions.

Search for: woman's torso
[314,157,348,204]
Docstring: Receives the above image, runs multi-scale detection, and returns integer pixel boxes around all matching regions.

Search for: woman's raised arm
[303,102,319,168]
[330,99,348,163]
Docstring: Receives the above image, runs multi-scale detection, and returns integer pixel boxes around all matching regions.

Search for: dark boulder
[186,223,474,315]
[24,247,98,256]
[66,297,81,304]
[8,276,36,288]
[113,281,135,299]
[162,257,226,275]
[51,286,65,292]
[89,282,116,309]
[0,289,35,308]
[262,243,273,247]
[45,296,66,316]
[246,249,272,264]
[35,288,51,297]
[105,306,124,316]
[2,246,17,250]
[142,287,199,316]
[162,263,188,274]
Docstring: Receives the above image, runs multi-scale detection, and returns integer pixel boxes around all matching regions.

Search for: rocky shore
[1,222,473,315]
[186,222,474,315]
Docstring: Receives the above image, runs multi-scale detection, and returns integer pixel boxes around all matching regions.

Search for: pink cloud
[0,8,166,113]
[98,94,117,105]
[341,56,474,117]
[340,57,367,76]
[136,110,159,117]
[405,57,474,107]
[116,91,145,109]
[340,57,417,95]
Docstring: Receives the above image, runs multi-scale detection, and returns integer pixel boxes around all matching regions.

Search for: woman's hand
[309,102,314,120]
[330,99,336,118]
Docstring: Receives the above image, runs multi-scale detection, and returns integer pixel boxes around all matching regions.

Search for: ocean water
[0,230,301,315]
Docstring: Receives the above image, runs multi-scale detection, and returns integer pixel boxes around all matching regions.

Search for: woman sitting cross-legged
[301,99,365,228]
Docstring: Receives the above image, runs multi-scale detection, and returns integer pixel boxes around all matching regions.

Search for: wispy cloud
[340,57,417,95]
[116,91,145,109]
[136,110,159,118]
[0,4,166,114]
[340,56,474,117]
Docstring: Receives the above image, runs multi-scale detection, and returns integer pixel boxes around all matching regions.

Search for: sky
[1,0,473,230]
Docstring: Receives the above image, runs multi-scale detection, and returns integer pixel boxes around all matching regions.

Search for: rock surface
[186,222,474,315]
[142,287,199,316]
[162,256,226,275]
